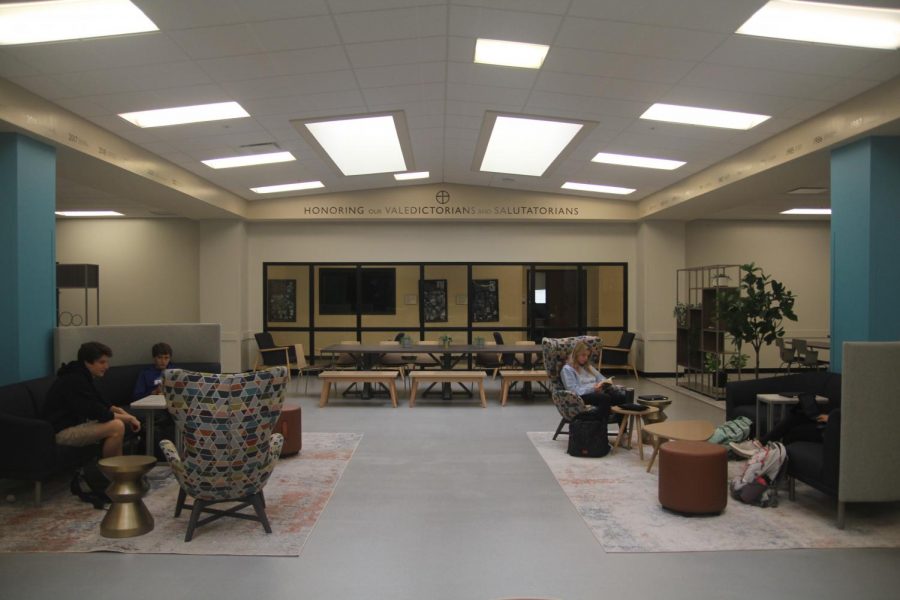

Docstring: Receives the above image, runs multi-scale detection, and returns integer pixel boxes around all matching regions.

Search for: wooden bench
[499,370,550,406]
[318,370,400,407]
[408,370,487,407]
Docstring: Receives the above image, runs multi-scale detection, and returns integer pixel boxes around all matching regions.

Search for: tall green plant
[722,263,798,378]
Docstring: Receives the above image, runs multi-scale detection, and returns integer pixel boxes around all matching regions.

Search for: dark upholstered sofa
[0,361,219,505]
[725,371,842,435]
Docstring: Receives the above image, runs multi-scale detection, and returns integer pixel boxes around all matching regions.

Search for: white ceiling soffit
[0,0,898,220]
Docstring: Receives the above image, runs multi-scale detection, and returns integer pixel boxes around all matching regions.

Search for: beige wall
[685,220,831,369]
[56,218,200,325]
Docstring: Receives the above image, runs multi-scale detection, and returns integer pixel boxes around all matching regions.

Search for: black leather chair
[253,332,297,368]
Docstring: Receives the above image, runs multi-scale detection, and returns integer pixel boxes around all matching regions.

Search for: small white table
[755,393,828,437]
[131,394,181,457]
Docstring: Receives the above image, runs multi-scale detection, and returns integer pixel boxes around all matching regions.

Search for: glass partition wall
[263,262,627,358]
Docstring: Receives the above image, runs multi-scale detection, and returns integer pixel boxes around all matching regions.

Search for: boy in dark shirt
[42,341,141,458]
[132,342,173,400]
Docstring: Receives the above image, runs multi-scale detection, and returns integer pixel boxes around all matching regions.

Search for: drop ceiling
[1,0,899,221]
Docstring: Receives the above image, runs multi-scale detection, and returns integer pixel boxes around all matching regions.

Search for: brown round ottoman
[275,402,302,457]
[658,440,727,514]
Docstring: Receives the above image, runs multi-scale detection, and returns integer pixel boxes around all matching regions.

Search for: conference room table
[320,342,544,401]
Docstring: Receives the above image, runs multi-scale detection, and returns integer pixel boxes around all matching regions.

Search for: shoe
[729,439,762,458]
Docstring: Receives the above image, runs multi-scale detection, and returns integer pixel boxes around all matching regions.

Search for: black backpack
[70,459,110,509]
[567,410,611,458]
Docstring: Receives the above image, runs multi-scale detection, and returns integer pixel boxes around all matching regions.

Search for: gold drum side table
[98,455,157,538]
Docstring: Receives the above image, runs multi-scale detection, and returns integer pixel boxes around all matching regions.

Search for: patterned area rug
[528,431,900,553]
[0,432,361,556]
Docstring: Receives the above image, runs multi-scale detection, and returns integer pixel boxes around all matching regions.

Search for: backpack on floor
[729,442,788,507]
[707,416,752,445]
[70,459,110,509]
[567,411,611,458]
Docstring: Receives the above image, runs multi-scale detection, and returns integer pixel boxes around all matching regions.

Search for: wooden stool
[275,402,302,457]
[611,405,659,460]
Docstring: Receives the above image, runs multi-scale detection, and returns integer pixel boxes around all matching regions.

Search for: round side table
[98,455,156,538]
[637,396,672,443]
[611,405,659,460]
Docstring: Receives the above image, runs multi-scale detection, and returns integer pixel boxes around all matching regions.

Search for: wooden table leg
[479,381,486,408]
[636,416,645,460]
[409,380,418,407]
[614,416,627,449]
[646,438,663,473]
[319,381,331,407]
[500,379,509,406]
[388,380,397,408]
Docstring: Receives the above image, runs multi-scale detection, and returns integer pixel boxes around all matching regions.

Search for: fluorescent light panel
[202,151,295,169]
[119,101,249,128]
[474,38,549,69]
[394,171,430,181]
[251,181,324,194]
[304,115,406,176]
[737,0,900,50]
[788,186,828,195]
[481,116,583,176]
[641,103,770,130]
[781,208,831,215]
[592,152,685,170]
[562,182,635,195]
[55,210,123,217]
[0,0,158,45]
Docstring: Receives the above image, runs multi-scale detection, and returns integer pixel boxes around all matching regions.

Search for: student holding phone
[560,341,629,418]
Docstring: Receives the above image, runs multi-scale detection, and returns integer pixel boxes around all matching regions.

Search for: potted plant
[721,263,797,378]
[673,302,688,328]
[727,351,749,381]
[439,335,453,348]
[704,352,727,388]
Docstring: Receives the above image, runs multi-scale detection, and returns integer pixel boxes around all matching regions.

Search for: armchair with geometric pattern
[160,366,288,542]
[541,336,603,440]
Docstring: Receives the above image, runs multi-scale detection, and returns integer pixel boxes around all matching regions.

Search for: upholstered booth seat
[658,440,728,514]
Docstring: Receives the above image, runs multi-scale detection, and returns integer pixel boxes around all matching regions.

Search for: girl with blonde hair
[560,339,627,415]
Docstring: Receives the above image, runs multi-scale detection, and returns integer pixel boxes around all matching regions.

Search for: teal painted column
[0,133,56,385]
[830,136,900,372]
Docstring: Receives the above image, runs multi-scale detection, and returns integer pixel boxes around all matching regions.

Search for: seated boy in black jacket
[42,341,141,458]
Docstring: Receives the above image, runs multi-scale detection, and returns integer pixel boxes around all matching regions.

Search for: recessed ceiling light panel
[641,103,770,130]
[592,152,685,170]
[394,171,430,181]
[294,112,412,176]
[55,210,124,217]
[0,0,158,45]
[781,208,831,215]
[474,38,550,69]
[119,101,249,128]
[478,114,588,177]
[251,181,324,194]
[737,0,900,50]
[787,186,829,195]
[202,151,296,169]
[561,182,635,195]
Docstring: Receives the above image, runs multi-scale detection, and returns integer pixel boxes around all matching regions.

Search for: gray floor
[3,376,899,600]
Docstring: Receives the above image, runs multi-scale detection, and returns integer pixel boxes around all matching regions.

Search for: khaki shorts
[55,421,109,447]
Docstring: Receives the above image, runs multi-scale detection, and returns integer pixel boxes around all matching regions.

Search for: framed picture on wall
[422,279,447,322]
[471,279,499,322]
[267,279,297,322]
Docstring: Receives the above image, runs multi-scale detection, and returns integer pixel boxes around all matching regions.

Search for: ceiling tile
[362,82,446,106]
[543,47,695,84]
[0,50,39,78]
[445,83,528,105]
[3,34,189,74]
[557,16,728,61]
[219,71,359,102]
[135,0,245,29]
[533,71,670,102]
[243,90,366,116]
[249,16,342,52]
[329,1,445,14]
[6,75,79,100]
[345,37,446,68]
[567,0,761,34]
[197,46,351,82]
[448,5,562,43]
[447,61,538,89]
[57,62,214,97]
[658,85,797,117]
[334,5,447,44]
[167,24,264,60]
[234,0,330,21]
[681,62,844,99]
[355,62,446,88]
[449,0,570,14]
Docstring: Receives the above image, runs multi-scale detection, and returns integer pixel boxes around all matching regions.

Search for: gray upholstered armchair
[541,336,603,440]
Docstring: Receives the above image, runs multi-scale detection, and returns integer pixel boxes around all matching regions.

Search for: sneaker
[729,439,762,458]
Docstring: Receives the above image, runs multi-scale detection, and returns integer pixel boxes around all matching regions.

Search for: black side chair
[254,332,297,369]
[599,332,638,380]
[787,409,841,523]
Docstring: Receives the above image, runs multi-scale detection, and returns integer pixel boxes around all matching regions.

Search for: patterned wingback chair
[542,336,602,439]
[160,366,288,542]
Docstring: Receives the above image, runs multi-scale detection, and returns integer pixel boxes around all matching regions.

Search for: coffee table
[637,395,672,443]
[643,420,716,473]
[98,455,156,538]
[131,394,181,457]
[755,393,828,437]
